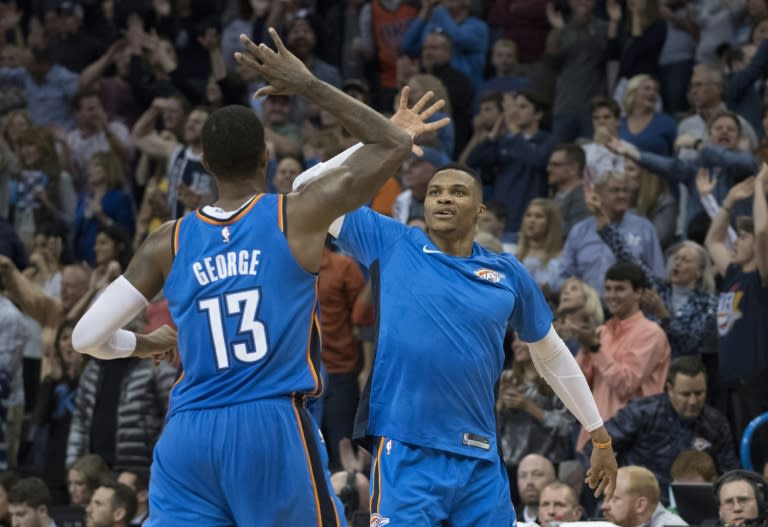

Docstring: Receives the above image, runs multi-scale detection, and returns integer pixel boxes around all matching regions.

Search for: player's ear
[477,202,487,219]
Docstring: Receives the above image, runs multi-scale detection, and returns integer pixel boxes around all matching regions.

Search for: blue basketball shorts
[367,436,516,527]
[145,398,347,527]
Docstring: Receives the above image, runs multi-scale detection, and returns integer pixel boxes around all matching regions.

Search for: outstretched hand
[586,443,618,498]
[390,86,450,156]
[235,28,315,98]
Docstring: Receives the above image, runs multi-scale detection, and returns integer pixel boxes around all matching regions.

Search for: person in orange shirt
[565,261,671,452]
[318,240,367,472]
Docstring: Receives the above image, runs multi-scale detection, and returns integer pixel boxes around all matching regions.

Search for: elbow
[71,320,100,357]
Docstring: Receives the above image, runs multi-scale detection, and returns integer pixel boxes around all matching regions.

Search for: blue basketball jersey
[163,194,322,418]
[335,207,552,461]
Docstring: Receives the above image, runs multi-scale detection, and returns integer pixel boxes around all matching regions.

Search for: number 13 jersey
[163,193,323,418]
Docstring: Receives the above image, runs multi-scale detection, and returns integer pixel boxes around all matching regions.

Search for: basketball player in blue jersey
[293,158,619,526]
[70,29,447,526]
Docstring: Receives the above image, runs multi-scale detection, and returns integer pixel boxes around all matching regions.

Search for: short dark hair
[201,105,265,177]
[708,109,742,135]
[554,143,586,174]
[8,478,51,509]
[479,91,504,111]
[736,215,754,235]
[591,96,621,118]
[98,481,138,522]
[433,162,483,191]
[667,356,706,385]
[516,91,547,115]
[605,261,646,290]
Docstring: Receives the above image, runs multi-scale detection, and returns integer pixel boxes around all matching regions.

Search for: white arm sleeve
[524,325,604,432]
[71,275,149,360]
[291,142,365,237]
[701,193,737,246]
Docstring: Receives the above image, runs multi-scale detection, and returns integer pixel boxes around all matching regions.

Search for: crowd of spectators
[0,0,766,525]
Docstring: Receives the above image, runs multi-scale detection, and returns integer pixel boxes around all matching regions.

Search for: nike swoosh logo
[422,245,442,254]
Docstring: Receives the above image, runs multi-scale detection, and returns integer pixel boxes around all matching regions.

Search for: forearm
[71,276,148,359]
[300,78,409,148]
[79,55,110,90]
[525,326,604,432]
[132,107,160,139]
[105,129,132,161]
[209,49,226,82]
[701,194,738,244]
[706,202,733,246]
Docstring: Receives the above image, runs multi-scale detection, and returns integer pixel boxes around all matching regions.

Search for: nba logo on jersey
[370,513,390,526]
[474,268,504,283]
[222,226,231,243]
[386,439,392,456]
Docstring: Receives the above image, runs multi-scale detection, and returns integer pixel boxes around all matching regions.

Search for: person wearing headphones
[716,470,768,527]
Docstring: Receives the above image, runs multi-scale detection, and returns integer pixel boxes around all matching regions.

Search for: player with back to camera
[70,28,445,526]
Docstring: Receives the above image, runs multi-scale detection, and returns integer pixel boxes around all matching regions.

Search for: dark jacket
[595,393,739,504]
[66,358,176,470]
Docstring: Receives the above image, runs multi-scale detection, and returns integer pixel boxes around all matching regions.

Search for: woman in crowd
[554,277,605,355]
[618,74,677,156]
[10,127,76,249]
[67,454,109,508]
[29,321,87,505]
[516,198,563,298]
[73,152,135,266]
[497,331,574,483]
[594,192,718,357]
[624,157,677,248]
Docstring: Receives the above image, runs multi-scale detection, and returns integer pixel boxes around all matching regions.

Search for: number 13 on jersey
[198,288,269,369]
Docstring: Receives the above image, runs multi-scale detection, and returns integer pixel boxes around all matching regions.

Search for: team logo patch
[370,514,390,526]
[222,226,231,243]
[474,268,504,283]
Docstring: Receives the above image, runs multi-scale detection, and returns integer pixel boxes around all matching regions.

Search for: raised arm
[706,176,756,275]
[754,165,768,283]
[235,29,412,272]
[131,99,178,160]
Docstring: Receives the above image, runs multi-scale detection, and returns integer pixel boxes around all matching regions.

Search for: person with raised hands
[70,27,425,526]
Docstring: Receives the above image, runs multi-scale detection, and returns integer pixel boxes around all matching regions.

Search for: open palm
[390,86,451,156]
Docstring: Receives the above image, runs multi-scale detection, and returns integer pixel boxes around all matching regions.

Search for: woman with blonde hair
[554,277,605,355]
[73,151,135,265]
[2,109,33,157]
[624,157,677,248]
[618,74,676,156]
[517,198,563,296]
[10,127,76,248]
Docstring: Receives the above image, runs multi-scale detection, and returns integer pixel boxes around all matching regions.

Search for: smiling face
[603,279,641,320]
[93,232,118,266]
[424,169,484,239]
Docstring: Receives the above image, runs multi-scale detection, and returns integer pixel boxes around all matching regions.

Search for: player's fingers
[412,90,435,113]
[423,116,451,133]
[398,86,410,112]
[258,42,277,60]
[605,474,617,499]
[411,144,424,156]
[239,34,264,59]
[235,52,265,74]
[268,27,288,53]
[594,473,608,497]
[254,85,277,98]
[420,99,446,121]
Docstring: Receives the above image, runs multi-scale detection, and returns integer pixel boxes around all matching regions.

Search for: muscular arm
[285,77,411,272]
[71,222,174,358]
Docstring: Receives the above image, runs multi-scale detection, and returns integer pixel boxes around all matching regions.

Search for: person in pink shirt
[565,261,671,451]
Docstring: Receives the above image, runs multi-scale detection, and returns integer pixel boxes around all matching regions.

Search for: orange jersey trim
[194,193,265,225]
[172,217,185,258]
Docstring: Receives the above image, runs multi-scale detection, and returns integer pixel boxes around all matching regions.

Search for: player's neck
[214,180,267,211]
[427,232,474,257]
